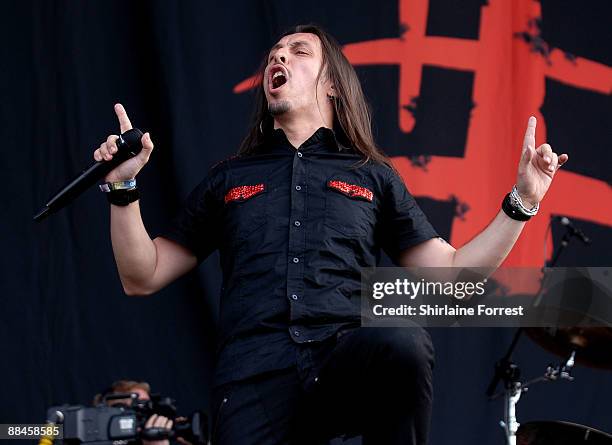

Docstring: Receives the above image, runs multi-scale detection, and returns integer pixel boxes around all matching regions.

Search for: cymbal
[524,327,612,370]
[518,421,612,444]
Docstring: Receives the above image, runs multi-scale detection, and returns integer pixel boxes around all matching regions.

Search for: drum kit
[486,222,612,445]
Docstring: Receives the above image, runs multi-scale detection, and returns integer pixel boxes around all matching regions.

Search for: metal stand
[490,350,576,445]
[500,381,522,445]
[486,218,585,445]
[488,333,523,445]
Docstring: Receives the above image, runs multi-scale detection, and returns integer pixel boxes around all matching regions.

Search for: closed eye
[267,50,307,62]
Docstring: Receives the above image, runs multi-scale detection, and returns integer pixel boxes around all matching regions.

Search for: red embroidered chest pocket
[327,180,373,202]
[223,183,268,243]
[224,184,266,203]
[325,177,375,237]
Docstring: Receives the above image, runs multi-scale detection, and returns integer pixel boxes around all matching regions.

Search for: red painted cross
[235,0,612,269]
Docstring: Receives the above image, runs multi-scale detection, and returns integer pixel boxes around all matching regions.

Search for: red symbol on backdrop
[234,0,612,268]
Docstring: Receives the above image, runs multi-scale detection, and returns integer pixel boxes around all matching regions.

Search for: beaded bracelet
[509,185,539,216]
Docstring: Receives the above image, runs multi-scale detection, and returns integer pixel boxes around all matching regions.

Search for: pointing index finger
[114,103,133,133]
[522,115,536,152]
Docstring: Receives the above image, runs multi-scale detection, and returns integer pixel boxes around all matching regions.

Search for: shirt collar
[264,124,353,154]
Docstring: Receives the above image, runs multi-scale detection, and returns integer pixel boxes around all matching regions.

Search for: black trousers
[210,326,435,445]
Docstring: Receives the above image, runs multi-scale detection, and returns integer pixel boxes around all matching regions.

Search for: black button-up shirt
[162,127,438,387]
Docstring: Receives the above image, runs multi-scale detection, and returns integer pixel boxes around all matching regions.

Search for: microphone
[33,128,144,222]
[558,216,591,244]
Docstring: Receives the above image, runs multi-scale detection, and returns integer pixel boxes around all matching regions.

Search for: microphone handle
[34,128,143,221]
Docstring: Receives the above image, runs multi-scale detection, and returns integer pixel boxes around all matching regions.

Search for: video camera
[46,392,208,445]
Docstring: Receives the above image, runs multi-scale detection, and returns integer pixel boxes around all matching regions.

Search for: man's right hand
[93,103,154,183]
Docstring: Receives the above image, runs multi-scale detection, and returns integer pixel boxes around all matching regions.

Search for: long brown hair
[238,24,393,168]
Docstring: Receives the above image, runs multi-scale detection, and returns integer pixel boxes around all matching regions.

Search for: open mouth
[269,66,288,91]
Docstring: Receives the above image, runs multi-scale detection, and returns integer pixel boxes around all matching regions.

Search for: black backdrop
[1,1,611,444]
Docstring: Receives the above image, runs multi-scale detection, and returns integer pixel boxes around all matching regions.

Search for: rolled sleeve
[161,165,225,264]
[377,167,439,264]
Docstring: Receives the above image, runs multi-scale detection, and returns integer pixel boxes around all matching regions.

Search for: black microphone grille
[121,128,144,147]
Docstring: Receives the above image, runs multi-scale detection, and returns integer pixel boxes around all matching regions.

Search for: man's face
[263,32,332,117]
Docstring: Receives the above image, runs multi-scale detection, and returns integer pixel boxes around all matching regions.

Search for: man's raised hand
[93,103,154,182]
[515,116,569,208]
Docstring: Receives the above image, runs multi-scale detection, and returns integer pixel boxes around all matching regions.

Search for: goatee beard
[268,100,291,116]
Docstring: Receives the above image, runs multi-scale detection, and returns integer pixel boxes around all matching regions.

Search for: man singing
[93,25,567,445]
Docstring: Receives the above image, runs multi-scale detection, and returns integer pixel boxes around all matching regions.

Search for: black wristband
[501,193,531,221]
[107,188,140,206]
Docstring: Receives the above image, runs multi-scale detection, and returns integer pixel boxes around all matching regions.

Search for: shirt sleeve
[159,166,224,264]
[377,167,439,264]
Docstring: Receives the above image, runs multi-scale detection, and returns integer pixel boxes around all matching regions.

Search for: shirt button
[291,294,299,300]
[292,257,299,263]
[295,185,301,191]
[294,330,300,337]
[294,220,301,227]
[297,152,303,158]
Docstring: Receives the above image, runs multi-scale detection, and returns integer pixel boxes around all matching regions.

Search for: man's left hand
[515,116,569,208]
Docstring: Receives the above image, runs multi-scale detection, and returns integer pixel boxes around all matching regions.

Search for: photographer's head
[93,380,151,406]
